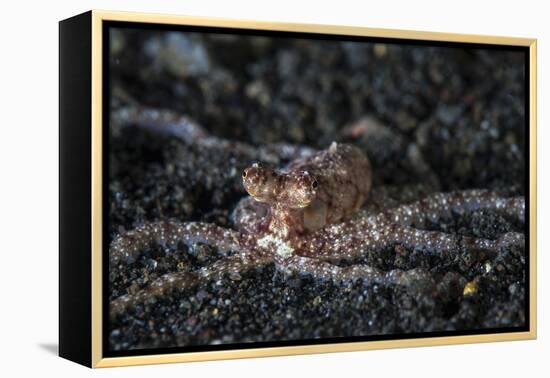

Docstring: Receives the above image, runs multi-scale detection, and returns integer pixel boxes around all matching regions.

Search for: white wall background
[0,0,546,376]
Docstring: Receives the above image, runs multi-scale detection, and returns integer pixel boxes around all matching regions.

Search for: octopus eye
[311,180,318,189]
[242,170,247,178]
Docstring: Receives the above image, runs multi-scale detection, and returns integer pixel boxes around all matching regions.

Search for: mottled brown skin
[242,142,372,242]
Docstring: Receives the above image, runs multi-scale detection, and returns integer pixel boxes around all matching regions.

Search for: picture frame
[59,10,537,368]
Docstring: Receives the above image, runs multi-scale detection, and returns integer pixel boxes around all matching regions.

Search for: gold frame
[90,9,537,368]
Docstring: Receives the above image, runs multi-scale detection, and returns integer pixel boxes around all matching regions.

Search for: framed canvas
[59,10,537,368]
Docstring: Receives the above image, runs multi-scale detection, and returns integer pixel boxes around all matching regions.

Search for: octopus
[109,105,525,319]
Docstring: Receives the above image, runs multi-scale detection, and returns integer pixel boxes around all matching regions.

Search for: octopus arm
[382,189,525,227]
[110,269,200,318]
[310,220,523,262]
[111,106,208,143]
[297,221,392,261]
[112,105,315,165]
[109,220,242,265]
[274,255,434,287]
[385,226,524,258]
[231,197,269,234]
[110,252,271,318]
[297,191,524,263]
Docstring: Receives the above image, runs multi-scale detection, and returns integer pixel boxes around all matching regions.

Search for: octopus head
[243,163,318,208]
[279,171,318,208]
[242,162,279,203]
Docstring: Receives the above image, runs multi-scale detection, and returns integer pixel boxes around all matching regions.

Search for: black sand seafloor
[107,27,527,351]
